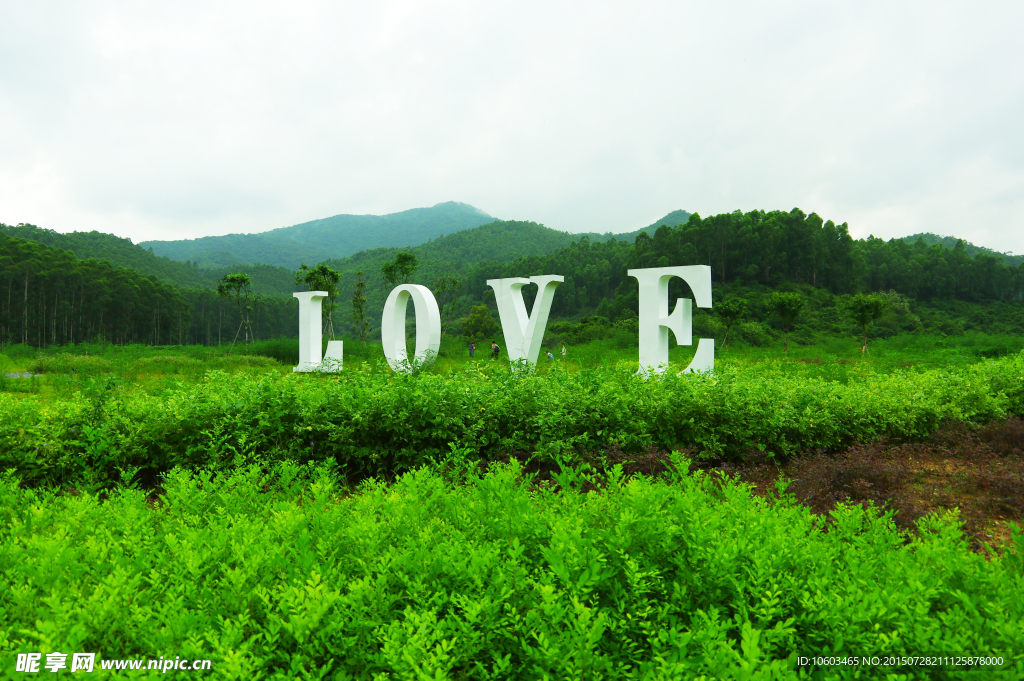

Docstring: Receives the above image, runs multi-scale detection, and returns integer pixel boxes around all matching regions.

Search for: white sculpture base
[680,338,714,374]
[321,340,344,373]
[293,340,343,373]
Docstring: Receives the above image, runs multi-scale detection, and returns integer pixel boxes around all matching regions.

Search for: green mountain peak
[139,202,497,269]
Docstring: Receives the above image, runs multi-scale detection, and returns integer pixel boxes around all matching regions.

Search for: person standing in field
[468,341,475,358]
[561,343,567,361]
[491,341,500,359]
[547,350,555,361]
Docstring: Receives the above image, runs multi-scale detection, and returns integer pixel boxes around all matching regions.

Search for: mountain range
[8,203,1014,303]
[901,233,1023,267]
[1,204,695,297]
[139,201,497,269]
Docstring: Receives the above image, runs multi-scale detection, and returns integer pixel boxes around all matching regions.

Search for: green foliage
[9,208,1024,352]
[3,350,1023,488]
[0,222,217,289]
[295,263,341,339]
[380,251,418,289]
[459,305,499,342]
[902,231,1024,267]
[766,292,805,351]
[433,275,463,343]
[0,231,193,347]
[846,293,889,354]
[0,459,1021,677]
[351,271,369,343]
[30,354,113,376]
[716,297,747,351]
[0,221,299,296]
[217,273,257,353]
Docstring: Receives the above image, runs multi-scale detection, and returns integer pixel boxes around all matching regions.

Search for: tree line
[0,233,301,348]
[0,233,192,346]
[450,208,1024,330]
[4,208,1022,349]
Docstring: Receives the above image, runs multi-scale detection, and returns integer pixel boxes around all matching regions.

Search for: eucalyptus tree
[295,263,341,340]
[432,275,463,344]
[846,293,888,354]
[351,271,369,343]
[716,297,747,352]
[381,252,418,289]
[766,292,804,352]
[217,272,256,353]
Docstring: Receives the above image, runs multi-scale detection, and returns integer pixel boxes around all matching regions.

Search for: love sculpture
[293,265,714,375]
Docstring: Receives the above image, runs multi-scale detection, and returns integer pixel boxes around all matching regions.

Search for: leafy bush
[545,316,616,346]
[2,352,1023,488]
[1,343,37,360]
[130,355,203,373]
[737,320,774,347]
[29,353,112,375]
[1,459,1020,678]
[211,354,281,369]
[246,338,300,365]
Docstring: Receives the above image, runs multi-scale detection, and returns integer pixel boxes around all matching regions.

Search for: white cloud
[1,0,1022,253]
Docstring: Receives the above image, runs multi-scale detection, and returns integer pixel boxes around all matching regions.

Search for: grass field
[1,333,1023,678]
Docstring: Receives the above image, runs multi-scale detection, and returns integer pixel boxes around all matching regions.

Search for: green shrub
[2,352,1023,488]
[29,353,112,375]
[737,321,773,347]
[0,460,1020,678]
[130,355,203,373]
[211,354,281,369]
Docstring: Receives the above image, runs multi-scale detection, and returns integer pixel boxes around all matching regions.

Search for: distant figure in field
[468,341,476,358]
[491,341,500,359]
[561,343,567,361]
[546,350,555,361]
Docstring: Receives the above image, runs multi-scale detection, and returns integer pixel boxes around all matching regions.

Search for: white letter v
[486,275,563,366]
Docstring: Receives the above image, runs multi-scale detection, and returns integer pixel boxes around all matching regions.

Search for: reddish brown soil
[484,418,1024,554]
[708,418,1024,553]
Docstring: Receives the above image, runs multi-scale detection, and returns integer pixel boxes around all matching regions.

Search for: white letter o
[381,284,441,373]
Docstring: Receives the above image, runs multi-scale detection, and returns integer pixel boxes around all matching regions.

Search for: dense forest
[0,223,299,297]
[901,232,1024,267]
[0,233,301,346]
[2,208,1022,348]
[328,208,1024,336]
[0,232,192,346]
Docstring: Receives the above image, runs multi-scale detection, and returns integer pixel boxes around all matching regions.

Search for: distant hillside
[1,217,603,302]
[610,209,693,242]
[0,223,214,289]
[0,223,298,297]
[320,219,597,296]
[140,201,496,269]
[900,233,1024,267]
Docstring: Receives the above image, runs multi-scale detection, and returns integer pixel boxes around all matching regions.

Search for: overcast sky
[2,1,1022,253]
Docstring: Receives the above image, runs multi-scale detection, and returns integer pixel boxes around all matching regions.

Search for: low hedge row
[2,353,1023,487]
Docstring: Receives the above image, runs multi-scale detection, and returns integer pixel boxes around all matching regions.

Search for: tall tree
[846,293,888,355]
[459,305,498,343]
[381,252,418,289]
[432,275,463,344]
[715,297,747,351]
[217,273,255,354]
[766,292,805,352]
[351,271,369,343]
[295,263,341,339]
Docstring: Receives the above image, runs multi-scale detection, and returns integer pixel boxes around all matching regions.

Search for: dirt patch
[447,420,1024,554]
[706,418,1024,553]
